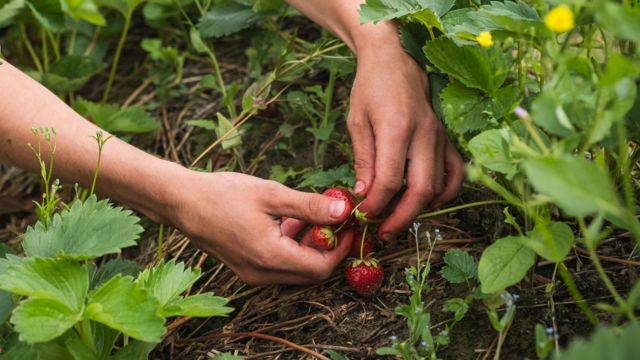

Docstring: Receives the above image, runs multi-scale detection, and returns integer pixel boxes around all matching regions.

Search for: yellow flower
[545,5,575,33]
[476,31,494,47]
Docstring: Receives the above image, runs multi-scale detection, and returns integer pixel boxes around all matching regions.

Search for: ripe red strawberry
[345,258,384,297]
[323,187,356,214]
[349,230,376,259]
[310,225,336,250]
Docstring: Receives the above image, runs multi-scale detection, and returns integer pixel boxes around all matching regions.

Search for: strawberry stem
[360,223,369,260]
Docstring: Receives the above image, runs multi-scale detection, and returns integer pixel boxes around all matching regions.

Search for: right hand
[167,171,354,285]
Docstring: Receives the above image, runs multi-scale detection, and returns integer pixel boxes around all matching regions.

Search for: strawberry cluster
[310,187,384,297]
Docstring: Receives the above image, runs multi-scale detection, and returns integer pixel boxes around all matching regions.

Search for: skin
[287,0,465,240]
[0,1,464,285]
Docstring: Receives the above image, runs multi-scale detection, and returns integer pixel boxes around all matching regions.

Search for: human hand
[348,42,465,240]
[168,171,354,285]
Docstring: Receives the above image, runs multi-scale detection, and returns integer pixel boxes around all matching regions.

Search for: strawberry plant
[360,0,640,357]
[0,132,232,359]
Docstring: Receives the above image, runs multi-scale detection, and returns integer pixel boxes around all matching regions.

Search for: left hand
[347,41,465,240]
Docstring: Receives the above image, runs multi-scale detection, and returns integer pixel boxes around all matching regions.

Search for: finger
[432,140,465,208]
[281,217,307,238]
[347,112,375,195]
[359,118,411,217]
[378,122,445,238]
[277,229,354,282]
[266,182,351,225]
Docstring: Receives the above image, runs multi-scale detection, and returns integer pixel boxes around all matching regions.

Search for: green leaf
[440,250,477,284]
[42,55,104,93]
[27,0,65,31]
[85,275,165,343]
[11,298,81,343]
[216,112,242,149]
[91,259,142,290]
[162,293,233,318]
[135,261,199,309]
[523,156,621,217]
[76,99,160,134]
[553,324,640,360]
[531,90,575,137]
[269,165,306,184]
[0,0,26,25]
[324,349,350,360]
[23,196,143,260]
[306,121,335,141]
[526,221,574,263]
[359,0,454,24]
[198,1,261,38]
[478,236,536,293]
[441,82,512,134]
[473,0,544,36]
[443,297,469,322]
[0,256,88,311]
[111,341,156,360]
[399,21,429,66]
[424,37,508,95]
[186,119,217,131]
[189,27,209,54]
[60,0,106,26]
[0,289,13,324]
[65,332,99,359]
[298,164,355,189]
[97,0,143,16]
[468,129,517,179]
[595,3,640,44]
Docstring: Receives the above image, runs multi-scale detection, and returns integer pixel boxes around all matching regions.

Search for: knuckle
[347,117,367,133]
[380,176,404,193]
[416,184,436,203]
[354,157,371,171]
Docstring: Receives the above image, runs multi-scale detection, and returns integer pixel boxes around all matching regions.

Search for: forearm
[286,0,401,55]
[0,61,182,224]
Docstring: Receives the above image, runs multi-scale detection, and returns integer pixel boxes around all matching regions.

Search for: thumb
[267,183,352,225]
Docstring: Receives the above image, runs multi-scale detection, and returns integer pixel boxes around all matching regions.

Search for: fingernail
[354,181,365,194]
[330,200,346,218]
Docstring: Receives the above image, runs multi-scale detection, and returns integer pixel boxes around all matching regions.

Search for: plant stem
[19,24,43,74]
[76,320,97,353]
[102,14,132,103]
[360,223,368,259]
[558,262,598,325]
[417,200,509,219]
[41,28,48,73]
[46,30,61,60]
[587,247,636,320]
[156,224,165,262]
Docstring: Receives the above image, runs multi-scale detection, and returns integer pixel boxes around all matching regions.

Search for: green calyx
[350,257,379,268]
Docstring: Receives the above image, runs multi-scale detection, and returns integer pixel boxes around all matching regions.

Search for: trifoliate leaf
[0,256,88,311]
[22,196,143,260]
[90,259,142,290]
[359,0,454,24]
[11,298,81,343]
[440,250,477,284]
[162,293,233,318]
[85,275,165,343]
[136,260,200,309]
[478,236,536,293]
[298,164,355,189]
[424,37,509,95]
